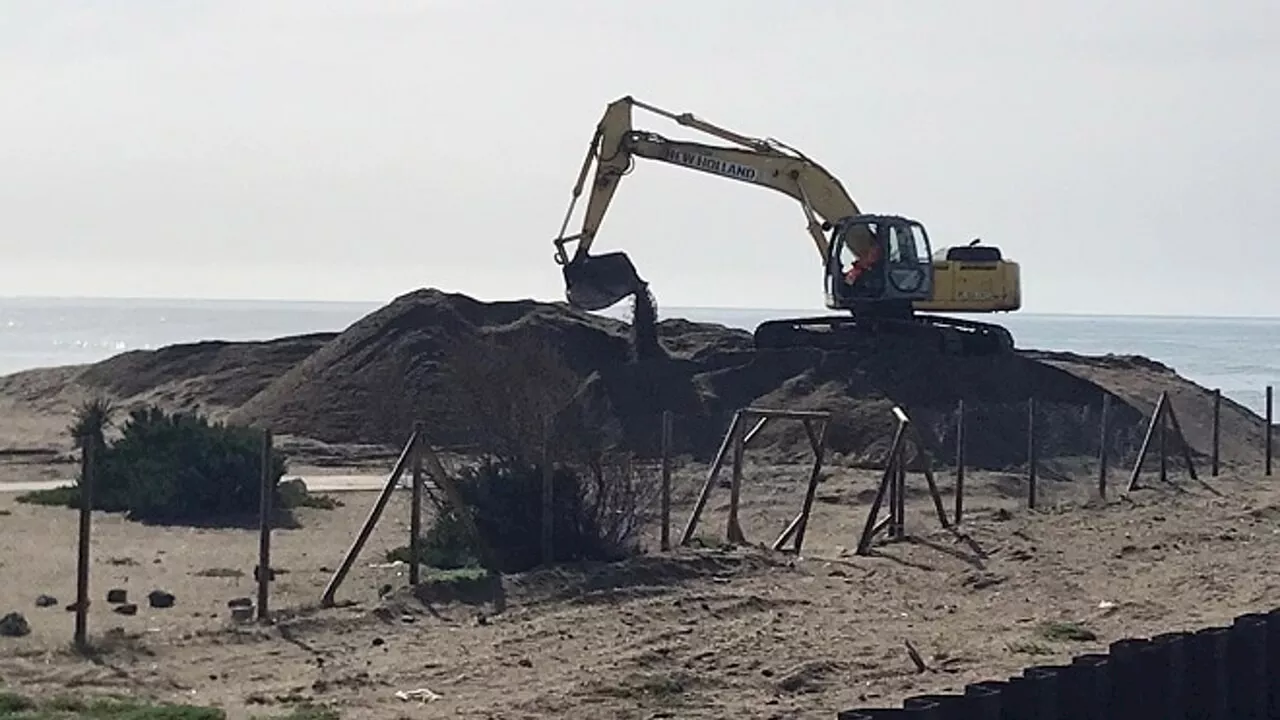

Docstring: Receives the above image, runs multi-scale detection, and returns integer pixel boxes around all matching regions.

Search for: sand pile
[222,289,1266,470]
[0,334,334,448]
[1028,350,1271,475]
[1,288,1269,471]
[568,342,1157,469]
[81,334,336,414]
[227,289,636,449]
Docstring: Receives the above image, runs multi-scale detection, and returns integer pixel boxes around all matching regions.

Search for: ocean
[0,298,1276,417]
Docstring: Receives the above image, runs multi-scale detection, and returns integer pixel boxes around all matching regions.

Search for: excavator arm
[553,96,870,311]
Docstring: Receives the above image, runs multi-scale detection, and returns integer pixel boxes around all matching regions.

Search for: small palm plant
[68,397,116,453]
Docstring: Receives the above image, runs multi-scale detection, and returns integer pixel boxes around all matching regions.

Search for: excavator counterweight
[551,95,1021,357]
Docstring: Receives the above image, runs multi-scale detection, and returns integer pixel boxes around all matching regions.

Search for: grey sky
[3,0,1277,316]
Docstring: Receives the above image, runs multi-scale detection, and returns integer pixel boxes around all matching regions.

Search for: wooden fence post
[1158,401,1168,484]
[1211,389,1221,477]
[1027,397,1038,509]
[954,399,965,525]
[856,411,910,555]
[1267,386,1273,477]
[74,439,95,650]
[894,442,907,539]
[320,427,420,608]
[1098,394,1110,500]
[726,414,748,544]
[1127,392,1168,493]
[678,411,744,546]
[409,421,424,586]
[660,411,673,551]
[541,419,554,566]
[256,428,274,622]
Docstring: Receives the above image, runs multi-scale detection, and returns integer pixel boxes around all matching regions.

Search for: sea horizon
[2,293,1279,323]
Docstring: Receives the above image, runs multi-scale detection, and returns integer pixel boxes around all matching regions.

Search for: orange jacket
[844,244,882,283]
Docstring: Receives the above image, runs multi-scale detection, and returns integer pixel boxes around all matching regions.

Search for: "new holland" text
[665,149,759,182]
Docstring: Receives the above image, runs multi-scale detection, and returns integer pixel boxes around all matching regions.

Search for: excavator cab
[825,214,935,312]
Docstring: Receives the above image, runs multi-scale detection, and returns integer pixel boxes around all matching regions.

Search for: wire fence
[602,384,1275,477]
[46,382,1276,704]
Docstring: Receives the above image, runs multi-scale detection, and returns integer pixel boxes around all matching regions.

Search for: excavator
[551,95,1022,357]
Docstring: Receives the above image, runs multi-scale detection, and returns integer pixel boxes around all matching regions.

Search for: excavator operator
[843,225,881,285]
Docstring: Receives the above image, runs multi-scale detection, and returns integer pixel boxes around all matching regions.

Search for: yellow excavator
[551,95,1022,356]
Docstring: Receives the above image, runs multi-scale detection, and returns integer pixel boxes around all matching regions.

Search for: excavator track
[753,313,1014,356]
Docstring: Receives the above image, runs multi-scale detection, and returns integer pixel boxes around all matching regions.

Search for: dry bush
[578,452,664,553]
[409,452,664,572]
[442,332,583,464]
[420,333,663,569]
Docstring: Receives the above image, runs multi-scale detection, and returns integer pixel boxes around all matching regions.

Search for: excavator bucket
[562,251,645,311]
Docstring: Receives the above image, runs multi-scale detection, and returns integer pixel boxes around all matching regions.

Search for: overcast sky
[3,0,1277,317]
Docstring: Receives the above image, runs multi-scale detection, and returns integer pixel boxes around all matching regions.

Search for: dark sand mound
[1030,350,1269,472]
[78,334,336,414]
[218,289,1269,471]
[1,288,1269,472]
[0,334,333,437]
[569,344,1155,470]
[227,289,635,448]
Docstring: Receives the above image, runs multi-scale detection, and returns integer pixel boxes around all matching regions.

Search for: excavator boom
[553,96,862,310]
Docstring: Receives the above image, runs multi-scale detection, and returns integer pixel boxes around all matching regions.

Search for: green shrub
[413,457,634,574]
[0,691,226,719]
[0,692,35,714]
[20,406,291,526]
[15,486,78,508]
[96,407,286,523]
